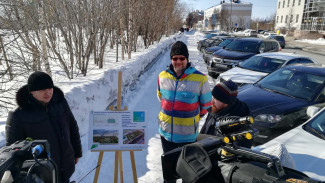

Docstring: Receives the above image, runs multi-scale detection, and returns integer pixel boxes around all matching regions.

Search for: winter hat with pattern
[28,71,54,92]
[212,80,238,104]
[170,41,189,60]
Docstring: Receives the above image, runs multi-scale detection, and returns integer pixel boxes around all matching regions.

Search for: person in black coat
[5,71,82,183]
[200,80,253,148]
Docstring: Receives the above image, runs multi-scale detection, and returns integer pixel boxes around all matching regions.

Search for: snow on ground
[296,38,325,45]
[0,30,324,182]
[0,30,211,183]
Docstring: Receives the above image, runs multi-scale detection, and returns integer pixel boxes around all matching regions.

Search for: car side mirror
[306,106,320,118]
[259,48,265,54]
[317,94,325,103]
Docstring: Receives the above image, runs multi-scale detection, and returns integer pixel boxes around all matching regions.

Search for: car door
[259,42,266,53]
[265,42,273,52]
[271,42,280,51]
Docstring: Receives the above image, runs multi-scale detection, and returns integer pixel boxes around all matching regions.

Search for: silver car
[216,52,318,86]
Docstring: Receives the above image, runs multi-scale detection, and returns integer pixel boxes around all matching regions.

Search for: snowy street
[1,30,325,182]
[70,31,214,183]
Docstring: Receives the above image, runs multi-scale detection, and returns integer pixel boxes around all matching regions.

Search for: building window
[281,15,283,23]
[296,14,299,23]
[285,15,288,23]
[278,1,281,8]
[298,0,301,5]
[293,0,295,6]
[283,0,285,8]
[277,16,279,23]
[288,0,290,7]
[290,15,293,22]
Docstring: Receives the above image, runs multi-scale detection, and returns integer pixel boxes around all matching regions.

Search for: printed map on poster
[88,110,147,151]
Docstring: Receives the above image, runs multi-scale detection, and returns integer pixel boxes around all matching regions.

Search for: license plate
[215,64,228,69]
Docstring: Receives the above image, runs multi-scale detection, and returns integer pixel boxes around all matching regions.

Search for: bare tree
[0,0,185,112]
[216,9,231,31]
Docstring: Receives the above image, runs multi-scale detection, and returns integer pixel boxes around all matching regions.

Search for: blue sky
[181,0,277,19]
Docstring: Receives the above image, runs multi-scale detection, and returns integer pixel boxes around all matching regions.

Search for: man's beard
[175,67,185,73]
[211,104,219,113]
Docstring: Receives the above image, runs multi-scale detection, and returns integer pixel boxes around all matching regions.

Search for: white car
[262,32,278,39]
[255,106,325,181]
[244,30,258,37]
[216,52,318,86]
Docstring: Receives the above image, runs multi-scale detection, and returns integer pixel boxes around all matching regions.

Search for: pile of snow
[296,38,325,45]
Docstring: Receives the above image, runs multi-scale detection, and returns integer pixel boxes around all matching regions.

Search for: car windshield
[257,68,325,100]
[304,109,325,139]
[218,39,233,47]
[240,55,285,73]
[225,40,260,53]
[205,34,217,39]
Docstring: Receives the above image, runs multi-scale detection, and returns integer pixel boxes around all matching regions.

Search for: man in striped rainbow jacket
[157,41,212,154]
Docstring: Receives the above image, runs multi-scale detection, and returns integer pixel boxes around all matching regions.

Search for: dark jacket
[199,99,254,148]
[200,99,250,135]
[6,85,82,181]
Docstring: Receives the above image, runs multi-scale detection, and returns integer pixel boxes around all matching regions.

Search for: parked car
[203,33,219,39]
[270,35,286,48]
[216,52,318,86]
[207,38,281,78]
[203,37,237,64]
[237,64,325,145]
[256,106,325,180]
[257,30,264,34]
[244,29,258,37]
[197,36,226,52]
[262,32,278,39]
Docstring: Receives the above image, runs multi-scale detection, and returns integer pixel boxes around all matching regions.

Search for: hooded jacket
[6,85,82,181]
[157,63,212,143]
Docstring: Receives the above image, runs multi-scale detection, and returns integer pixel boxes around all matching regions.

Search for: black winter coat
[199,99,254,148]
[6,85,82,181]
[200,98,250,135]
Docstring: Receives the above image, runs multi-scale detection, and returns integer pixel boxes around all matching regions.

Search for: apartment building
[203,0,253,31]
[275,0,325,36]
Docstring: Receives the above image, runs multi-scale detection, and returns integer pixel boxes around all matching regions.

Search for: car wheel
[200,47,205,52]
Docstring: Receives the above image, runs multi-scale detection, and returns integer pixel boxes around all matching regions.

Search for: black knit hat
[170,41,189,60]
[27,71,54,92]
[212,80,238,104]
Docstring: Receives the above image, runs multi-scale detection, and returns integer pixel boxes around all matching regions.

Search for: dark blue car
[207,38,280,78]
[203,37,237,64]
[237,64,325,145]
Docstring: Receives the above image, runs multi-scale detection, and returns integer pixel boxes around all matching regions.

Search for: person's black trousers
[160,136,193,153]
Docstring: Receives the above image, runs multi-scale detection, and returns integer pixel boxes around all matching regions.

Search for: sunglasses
[172,57,186,61]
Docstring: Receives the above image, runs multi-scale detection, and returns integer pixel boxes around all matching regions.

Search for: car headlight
[212,57,222,63]
[254,114,282,123]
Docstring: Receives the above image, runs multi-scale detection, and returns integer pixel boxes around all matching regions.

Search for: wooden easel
[92,71,140,183]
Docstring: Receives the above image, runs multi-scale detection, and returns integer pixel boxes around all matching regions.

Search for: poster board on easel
[90,71,145,183]
[88,110,148,151]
